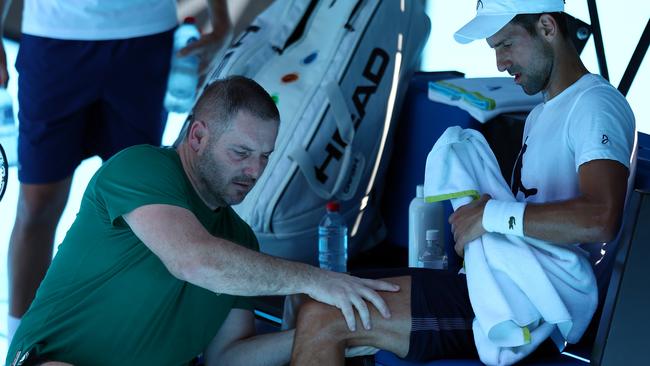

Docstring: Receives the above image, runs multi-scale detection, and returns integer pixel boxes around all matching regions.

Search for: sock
[8,315,21,344]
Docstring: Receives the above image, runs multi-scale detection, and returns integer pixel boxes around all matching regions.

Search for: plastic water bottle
[164,17,201,113]
[418,229,447,270]
[0,87,17,166]
[408,184,445,267]
[318,201,348,272]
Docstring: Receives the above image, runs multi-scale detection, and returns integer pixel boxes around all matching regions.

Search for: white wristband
[482,199,527,237]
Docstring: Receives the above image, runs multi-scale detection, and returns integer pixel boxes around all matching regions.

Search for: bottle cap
[416,184,424,198]
[425,229,439,241]
[183,17,197,24]
[326,201,340,212]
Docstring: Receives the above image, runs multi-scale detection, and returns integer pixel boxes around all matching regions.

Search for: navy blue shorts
[357,268,558,362]
[16,30,174,183]
[404,269,478,361]
[355,268,477,361]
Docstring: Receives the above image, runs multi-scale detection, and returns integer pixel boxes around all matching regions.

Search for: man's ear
[538,13,558,40]
[189,120,209,152]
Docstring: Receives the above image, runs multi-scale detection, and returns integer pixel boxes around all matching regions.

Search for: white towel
[423,126,597,366]
[427,77,543,123]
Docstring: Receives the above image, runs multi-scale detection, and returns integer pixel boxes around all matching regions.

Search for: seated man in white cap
[290,1,635,365]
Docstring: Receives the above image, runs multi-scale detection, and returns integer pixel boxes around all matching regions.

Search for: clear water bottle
[418,229,447,270]
[408,184,445,267]
[0,86,17,166]
[164,17,201,113]
[318,201,348,272]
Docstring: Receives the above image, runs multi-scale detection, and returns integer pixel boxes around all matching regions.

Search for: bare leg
[8,178,72,317]
[291,276,412,366]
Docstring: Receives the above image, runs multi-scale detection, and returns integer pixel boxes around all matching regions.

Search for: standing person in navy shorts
[0,0,232,343]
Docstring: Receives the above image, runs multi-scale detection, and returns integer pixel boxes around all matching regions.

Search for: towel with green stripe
[424,126,597,366]
[427,77,543,123]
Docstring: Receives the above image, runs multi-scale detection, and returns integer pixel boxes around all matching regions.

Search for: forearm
[207,329,295,366]
[125,204,400,331]
[206,0,231,30]
[179,237,316,297]
[0,0,12,34]
[523,197,622,243]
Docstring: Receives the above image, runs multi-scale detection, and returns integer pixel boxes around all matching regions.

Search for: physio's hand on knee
[307,271,399,332]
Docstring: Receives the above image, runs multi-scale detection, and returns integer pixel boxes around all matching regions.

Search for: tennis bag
[204,0,430,264]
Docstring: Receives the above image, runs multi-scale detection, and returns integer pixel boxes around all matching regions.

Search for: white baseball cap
[454,0,565,44]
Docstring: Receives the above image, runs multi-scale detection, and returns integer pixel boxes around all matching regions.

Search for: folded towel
[427,78,543,123]
[423,126,597,366]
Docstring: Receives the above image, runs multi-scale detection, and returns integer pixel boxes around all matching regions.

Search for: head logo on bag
[315,47,389,185]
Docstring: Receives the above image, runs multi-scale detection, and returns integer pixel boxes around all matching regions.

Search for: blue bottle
[318,201,348,273]
[164,17,201,113]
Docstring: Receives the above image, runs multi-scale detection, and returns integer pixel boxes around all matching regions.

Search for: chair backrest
[563,133,639,359]
[565,12,592,55]
[590,189,650,365]
[593,134,639,300]
[589,132,650,365]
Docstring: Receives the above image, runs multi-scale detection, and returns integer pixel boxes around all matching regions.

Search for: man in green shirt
[6,76,399,366]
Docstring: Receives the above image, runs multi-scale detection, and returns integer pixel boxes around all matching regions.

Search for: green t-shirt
[6,145,259,366]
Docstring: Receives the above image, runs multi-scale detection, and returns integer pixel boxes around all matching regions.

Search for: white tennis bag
[203,0,430,264]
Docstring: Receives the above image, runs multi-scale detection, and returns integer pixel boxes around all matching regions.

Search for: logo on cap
[476,0,484,10]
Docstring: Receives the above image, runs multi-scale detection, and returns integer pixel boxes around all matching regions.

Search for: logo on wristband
[508,216,516,230]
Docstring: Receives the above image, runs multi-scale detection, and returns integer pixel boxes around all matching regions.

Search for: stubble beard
[521,39,554,95]
[196,152,229,208]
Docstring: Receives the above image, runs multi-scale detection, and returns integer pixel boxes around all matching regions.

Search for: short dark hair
[511,12,569,39]
[191,75,280,136]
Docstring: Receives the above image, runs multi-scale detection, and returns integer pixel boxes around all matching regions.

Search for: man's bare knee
[295,299,348,338]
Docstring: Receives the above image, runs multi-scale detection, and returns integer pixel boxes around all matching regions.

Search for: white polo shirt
[512,73,636,204]
[22,0,178,40]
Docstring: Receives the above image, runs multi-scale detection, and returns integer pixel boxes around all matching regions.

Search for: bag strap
[269,0,316,52]
[326,82,355,144]
[289,81,356,199]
